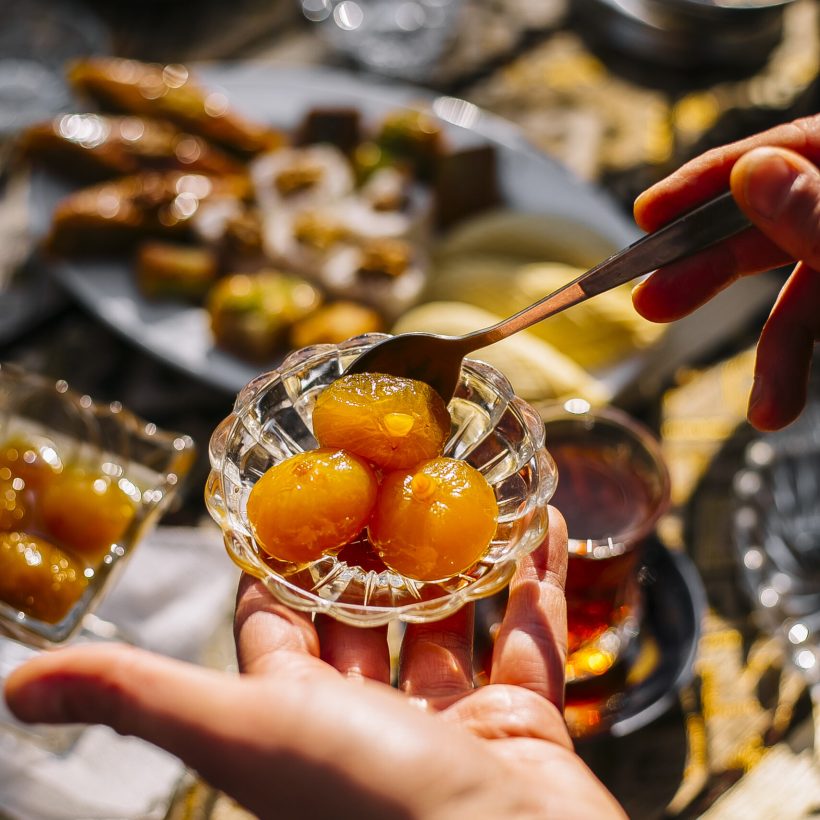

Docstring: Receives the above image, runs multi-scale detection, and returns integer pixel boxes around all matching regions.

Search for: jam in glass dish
[0,362,196,646]
[205,334,556,627]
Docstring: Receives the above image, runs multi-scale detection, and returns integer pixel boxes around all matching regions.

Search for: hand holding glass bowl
[205,334,556,626]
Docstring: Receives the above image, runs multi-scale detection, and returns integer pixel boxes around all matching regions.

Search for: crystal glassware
[733,395,820,684]
[303,0,464,82]
[0,362,196,647]
[205,334,556,627]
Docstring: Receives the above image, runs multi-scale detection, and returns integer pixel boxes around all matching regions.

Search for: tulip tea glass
[205,334,556,627]
[540,400,670,683]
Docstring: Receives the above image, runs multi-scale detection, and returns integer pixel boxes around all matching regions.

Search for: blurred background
[1,1,819,818]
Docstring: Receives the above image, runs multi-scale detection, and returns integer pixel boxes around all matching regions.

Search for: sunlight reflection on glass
[302,0,463,81]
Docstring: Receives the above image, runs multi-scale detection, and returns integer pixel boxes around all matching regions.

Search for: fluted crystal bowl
[0,362,196,647]
[206,334,557,627]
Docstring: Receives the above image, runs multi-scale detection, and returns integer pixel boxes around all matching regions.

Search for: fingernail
[631,280,649,312]
[742,149,800,220]
[748,376,764,413]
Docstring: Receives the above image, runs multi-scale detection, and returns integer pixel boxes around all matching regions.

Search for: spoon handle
[462,190,752,350]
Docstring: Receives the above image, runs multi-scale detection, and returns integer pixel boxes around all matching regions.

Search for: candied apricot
[247,448,378,565]
[40,466,138,560]
[0,532,88,623]
[0,478,32,532]
[0,436,62,492]
[312,374,450,471]
[369,457,498,582]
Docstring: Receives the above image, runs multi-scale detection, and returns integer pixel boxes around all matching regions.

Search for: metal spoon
[344,190,751,401]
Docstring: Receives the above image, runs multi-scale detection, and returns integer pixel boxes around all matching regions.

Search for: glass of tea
[539,399,670,683]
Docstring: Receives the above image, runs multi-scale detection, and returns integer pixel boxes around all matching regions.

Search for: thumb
[731,146,820,269]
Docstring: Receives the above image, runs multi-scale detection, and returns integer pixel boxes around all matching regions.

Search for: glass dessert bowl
[0,362,196,646]
[205,334,556,627]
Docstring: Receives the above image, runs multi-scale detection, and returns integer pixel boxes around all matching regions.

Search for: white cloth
[0,523,241,820]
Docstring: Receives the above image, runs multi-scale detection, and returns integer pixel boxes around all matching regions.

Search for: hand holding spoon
[344,191,751,401]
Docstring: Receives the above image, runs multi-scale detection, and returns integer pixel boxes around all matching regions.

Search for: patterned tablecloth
[2,1,820,817]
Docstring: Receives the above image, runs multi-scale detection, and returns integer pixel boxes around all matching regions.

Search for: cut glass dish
[205,334,556,627]
[0,362,196,646]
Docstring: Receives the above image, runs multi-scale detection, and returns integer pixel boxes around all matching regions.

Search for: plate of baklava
[27,59,667,402]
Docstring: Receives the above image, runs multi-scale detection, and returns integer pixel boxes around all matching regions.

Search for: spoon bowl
[343,331,470,398]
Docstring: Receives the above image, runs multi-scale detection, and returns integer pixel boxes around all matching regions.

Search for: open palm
[6,508,623,819]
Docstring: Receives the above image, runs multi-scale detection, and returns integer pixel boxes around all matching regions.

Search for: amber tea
[541,402,670,682]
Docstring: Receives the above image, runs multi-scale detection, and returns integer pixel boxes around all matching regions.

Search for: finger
[748,260,820,431]
[315,616,391,683]
[635,114,820,231]
[4,643,365,820]
[731,146,820,270]
[6,642,251,748]
[491,507,568,709]
[234,574,326,679]
[631,229,791,322]
[399,605,474,699]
